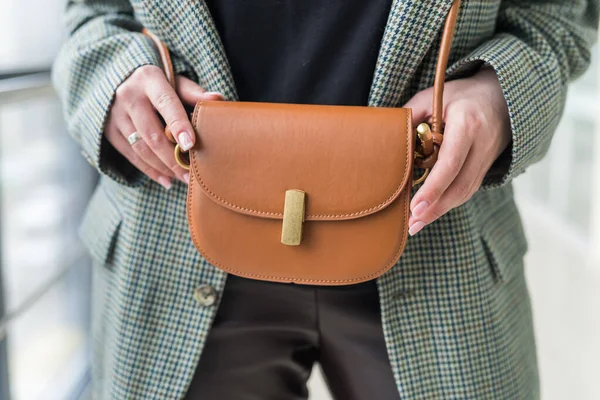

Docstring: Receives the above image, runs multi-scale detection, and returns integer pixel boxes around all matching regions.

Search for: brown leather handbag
[143,0,461,285]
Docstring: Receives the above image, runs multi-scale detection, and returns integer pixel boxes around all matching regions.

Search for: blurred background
[0,1,598,399]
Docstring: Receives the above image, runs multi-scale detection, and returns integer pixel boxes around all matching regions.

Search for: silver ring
[127,131,141,145]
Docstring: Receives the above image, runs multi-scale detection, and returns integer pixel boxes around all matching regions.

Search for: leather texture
[188,101,413,284]
[142,0,462,285]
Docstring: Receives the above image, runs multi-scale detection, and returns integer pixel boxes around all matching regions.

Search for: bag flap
[189,101,413,221]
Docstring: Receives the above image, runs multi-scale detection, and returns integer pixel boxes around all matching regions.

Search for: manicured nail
[412,201,429,218]
[157,176,172,190]
[409,221,426,236]
[183,173,190,184]
[204,91,225,99]
[178,132,193,151]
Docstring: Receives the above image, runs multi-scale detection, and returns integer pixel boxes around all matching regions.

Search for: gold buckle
[281,190,306,246]
[174,144,190,170]
[413,167,430,187]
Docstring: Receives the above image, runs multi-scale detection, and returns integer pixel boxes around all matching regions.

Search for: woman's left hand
[405,67,512,236]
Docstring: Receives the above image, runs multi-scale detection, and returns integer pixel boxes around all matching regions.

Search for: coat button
[193,284,217,307]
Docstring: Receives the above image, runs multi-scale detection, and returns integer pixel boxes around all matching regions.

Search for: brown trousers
[185,275,400,400]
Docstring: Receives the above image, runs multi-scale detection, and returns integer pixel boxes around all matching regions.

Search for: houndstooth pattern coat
[53,0,598,398]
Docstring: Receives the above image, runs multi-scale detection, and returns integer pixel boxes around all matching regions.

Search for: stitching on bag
[187,181,411,284]
[186,107,412,283]
[189,107,412,219]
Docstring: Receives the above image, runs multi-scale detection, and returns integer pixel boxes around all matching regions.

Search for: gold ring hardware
[413,167,430,187]
[413,123,432,186]
[174,144,190,170]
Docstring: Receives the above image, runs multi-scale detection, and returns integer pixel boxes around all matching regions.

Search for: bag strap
[415,0,461,170]
[142,28,176,89]
[142,28,178,143]
[142,0,461,168]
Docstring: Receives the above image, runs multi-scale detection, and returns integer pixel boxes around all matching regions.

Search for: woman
[53,0,597,399]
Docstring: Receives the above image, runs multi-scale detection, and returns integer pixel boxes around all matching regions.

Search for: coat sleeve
[52,0,196,186]
[448,0,599,189]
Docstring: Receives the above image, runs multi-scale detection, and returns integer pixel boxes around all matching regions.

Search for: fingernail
[178,132,193,151]
[204,91,225,99]
[183,173,190,184]
[157,176,172,190]
[412,201,429,218]
[409,221,426,236]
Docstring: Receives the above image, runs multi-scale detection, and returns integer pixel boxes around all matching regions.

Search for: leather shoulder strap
[432,0,461,134]
[142,2,461,111]
[142,28,176,89]
[142,28,177,142]
[414,0,461,170]
[142,1,461,160]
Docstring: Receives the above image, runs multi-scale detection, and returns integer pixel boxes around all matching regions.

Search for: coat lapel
[138,0,238,100]
[141,0,453,106]
[369,0,454,108]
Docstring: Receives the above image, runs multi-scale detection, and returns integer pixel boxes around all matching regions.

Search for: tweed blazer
[53,0,597,398]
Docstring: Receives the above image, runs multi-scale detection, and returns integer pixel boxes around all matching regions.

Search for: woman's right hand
[105,65,224,189]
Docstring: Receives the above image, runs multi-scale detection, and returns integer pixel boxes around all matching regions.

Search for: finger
[119,108,176,182]
[175,76,225,106]
[107,126,173,190]
[109,106,175,182]
[409,149,483,232]
[403,87,433,126]
[409,119,472,221]
[146,76,198,152]
[128,99,189,183]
